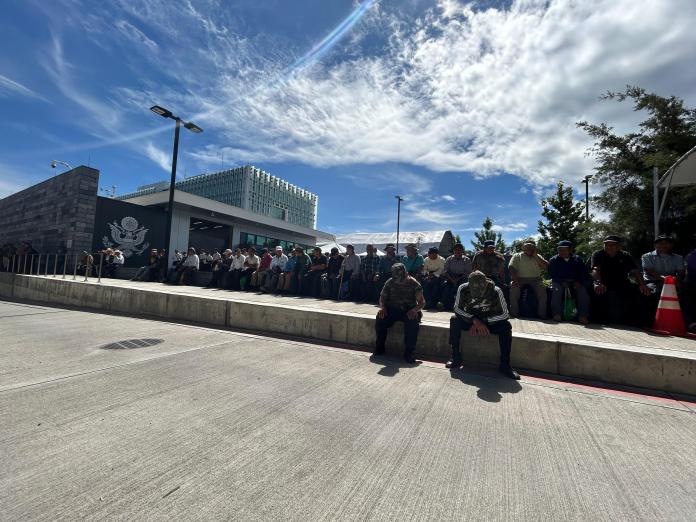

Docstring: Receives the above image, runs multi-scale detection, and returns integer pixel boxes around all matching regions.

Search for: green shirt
[292,253,312,274]
[380,277,423,311]
[509,252,545,279]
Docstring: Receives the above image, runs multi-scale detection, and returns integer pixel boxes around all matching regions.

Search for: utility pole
[581,175,592,220]
[653,165,659,238]
[395,195,403,254]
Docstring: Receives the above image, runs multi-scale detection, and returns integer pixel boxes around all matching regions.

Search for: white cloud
[144,142,171,171]
[0,74,49,102]
[36,0,696,182]
[190,0,696,186]
[491,222,528,232]
[440,194,456,202]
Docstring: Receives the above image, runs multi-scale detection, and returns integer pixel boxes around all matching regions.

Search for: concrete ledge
[1,273,694,395]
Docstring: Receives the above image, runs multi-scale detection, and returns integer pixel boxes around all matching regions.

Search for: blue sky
[1,0,695,242]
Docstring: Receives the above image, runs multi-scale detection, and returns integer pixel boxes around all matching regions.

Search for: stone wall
[0,166,99,253]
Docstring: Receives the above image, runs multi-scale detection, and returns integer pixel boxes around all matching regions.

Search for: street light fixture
[50,160,73,173]
[149,105,203,265]
[395,195,404,255]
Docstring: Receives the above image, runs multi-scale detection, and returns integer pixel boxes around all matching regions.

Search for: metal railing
[2,252,111,283]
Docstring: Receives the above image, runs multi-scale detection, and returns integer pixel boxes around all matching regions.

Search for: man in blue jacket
[548,240,591,324]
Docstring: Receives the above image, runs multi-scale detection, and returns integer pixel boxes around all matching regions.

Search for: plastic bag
[563,287,577,321]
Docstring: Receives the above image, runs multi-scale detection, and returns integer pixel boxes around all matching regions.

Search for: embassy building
[118,165,318,229]
[0,165,331,268]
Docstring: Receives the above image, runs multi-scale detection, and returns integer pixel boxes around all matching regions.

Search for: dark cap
[557,240,573,248]
[654,234,674,243]
[385,243,395,250]
[603,235,622,243]
[330,247,339,253]
[406,243,417,250]
[483,240,495,248]
[428,247,439,254]
[453,242,464,250]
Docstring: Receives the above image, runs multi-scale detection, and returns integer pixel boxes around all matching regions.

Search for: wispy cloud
[341,167,433,194]
[0,74,49,102]
[114,20,159,53]
[30,0,696,183]
[144,142,171,171]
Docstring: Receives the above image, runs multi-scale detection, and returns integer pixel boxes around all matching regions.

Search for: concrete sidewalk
[1,273,695,395]
[1,301,695,521]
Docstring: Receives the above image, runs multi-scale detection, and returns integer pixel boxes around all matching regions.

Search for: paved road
[1,300,695,521]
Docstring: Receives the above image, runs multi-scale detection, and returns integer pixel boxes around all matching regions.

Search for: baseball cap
[483,240,495,248]
[603,235,622,243]
[653,234,674,243]
[557,240,573,248]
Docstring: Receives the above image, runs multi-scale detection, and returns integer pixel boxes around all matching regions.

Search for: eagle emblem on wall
[102,216,149,257]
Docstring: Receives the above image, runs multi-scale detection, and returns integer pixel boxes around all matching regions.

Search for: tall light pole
[149,105,203,264]
[395,195,403,255]
[581,175,592,220]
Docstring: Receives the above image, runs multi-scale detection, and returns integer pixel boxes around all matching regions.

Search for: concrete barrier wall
[1,273,694,395]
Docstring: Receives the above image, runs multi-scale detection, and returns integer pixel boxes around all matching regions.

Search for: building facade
[0,166,99,254]
[120,190,332,263]
[1,165,330,267]
[118,165,318,229]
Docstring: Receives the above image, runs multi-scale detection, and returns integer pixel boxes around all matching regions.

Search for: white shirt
[182,254,199,269]
[245,255,260,268]
[112,254,125,265]
[270,254,288,271]
[423,255,445,277]
[229,254,246,270]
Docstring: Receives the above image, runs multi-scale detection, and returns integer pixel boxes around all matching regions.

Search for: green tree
[577,86,696,256]
[536,182,588,259]
[471,217,507,252]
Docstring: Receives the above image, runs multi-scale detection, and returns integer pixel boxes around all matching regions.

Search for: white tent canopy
[316,240,346,254]
[655,145,696,236]
[658,145,696,188]
[333,230,453,255]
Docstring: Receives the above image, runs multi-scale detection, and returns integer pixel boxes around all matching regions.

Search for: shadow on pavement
[449,368,522,403]
[369,354,422,377]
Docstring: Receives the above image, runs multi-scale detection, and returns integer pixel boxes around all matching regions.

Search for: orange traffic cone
[651,276,687,336]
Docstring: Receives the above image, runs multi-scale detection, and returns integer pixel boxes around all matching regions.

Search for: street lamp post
[581,175,592,220]
[149,105,203,265]
[395,195,403,255]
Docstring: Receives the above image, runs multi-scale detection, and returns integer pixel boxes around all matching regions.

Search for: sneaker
[445,359,462,369]
[499,365,520,380]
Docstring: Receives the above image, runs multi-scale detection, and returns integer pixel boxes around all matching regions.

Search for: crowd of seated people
[7,233,694,333]
[157,235,693,332]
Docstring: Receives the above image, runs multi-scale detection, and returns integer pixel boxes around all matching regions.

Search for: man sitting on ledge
[374,262,424,364]
[447,270,520,380]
